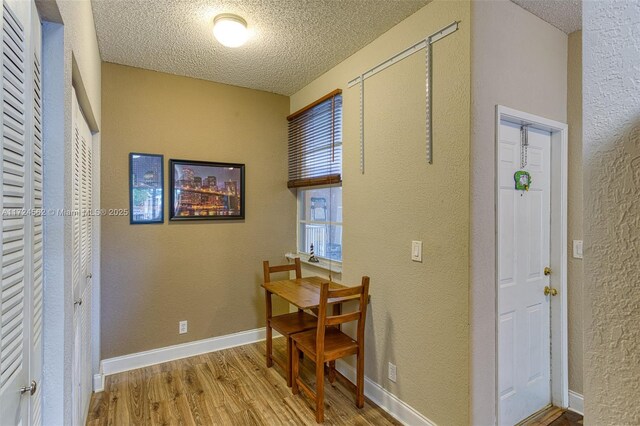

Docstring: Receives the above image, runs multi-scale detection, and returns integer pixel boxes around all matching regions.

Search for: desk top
[262,276,359,309]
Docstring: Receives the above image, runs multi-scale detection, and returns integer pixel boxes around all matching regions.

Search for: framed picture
[169,159,245,220]
[129,153,164,224]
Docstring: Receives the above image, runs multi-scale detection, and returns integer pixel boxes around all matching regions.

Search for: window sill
[285,252,342,274]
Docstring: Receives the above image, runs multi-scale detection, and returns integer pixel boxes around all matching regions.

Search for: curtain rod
[347,21,459,88]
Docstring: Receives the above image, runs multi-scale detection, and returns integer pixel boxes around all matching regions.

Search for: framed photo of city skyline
[130,153,164,224]
[169,159,245,221]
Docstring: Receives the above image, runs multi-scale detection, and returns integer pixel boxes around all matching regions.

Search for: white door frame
[495,105,568,422]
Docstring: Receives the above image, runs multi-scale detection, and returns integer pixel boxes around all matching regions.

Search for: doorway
[495,106,568,425]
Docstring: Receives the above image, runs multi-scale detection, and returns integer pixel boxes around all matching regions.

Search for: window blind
[287,89,342,188]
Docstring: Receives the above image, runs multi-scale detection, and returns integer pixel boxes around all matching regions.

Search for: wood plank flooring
[520,406,583,426]
[87,338,400,425]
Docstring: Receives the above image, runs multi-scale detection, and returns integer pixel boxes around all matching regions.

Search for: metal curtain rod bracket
[347,21,459,88]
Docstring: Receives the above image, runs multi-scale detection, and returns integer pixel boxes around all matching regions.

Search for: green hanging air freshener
[514,170,532,191]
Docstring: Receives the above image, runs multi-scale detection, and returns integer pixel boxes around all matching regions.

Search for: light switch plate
[411,241,422,262]
[573,240,583,259]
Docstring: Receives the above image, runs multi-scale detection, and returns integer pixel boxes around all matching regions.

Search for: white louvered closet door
[0,0,41,425]
[28,0,42,423]
[71,87,93,426]
[71,88,81,426]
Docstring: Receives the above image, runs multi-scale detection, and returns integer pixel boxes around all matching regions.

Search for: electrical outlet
[388,362,397,382]
[179,320,188,334]
[573,240,583,259]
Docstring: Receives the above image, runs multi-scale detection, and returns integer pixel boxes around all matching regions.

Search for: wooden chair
[263,258,318,387]
[291,277,370,423]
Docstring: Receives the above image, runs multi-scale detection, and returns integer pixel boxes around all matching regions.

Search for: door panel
[29,0,42,422]
[71,87,94,426]
[498,120,552,425]
[0,0,40,424]
[0,1,29,424]
[71,88,81,426]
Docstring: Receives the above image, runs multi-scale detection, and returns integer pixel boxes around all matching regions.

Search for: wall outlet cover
[573,240,583,259]
[388,362,397,382]
[179,320,188,334]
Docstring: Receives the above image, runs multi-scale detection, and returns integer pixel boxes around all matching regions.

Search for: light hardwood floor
[87,337,400,425]
[520,406,583,426]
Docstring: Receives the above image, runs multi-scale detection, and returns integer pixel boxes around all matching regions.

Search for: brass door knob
[544,286,558,296]
[544,267,552,276]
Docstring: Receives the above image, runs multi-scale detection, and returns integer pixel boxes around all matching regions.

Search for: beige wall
[470,0,568,423]
[291,1,471,424]
[567,30,583,396]
[100,63,294,359]
[583,2,640,422]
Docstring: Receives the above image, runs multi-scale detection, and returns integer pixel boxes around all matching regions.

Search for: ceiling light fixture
[213,14,249,48]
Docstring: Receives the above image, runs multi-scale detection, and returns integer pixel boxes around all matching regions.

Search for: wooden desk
[262,276,363,394]
[262,276,359,310]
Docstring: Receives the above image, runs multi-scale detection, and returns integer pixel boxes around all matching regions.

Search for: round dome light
[213,14,249,48]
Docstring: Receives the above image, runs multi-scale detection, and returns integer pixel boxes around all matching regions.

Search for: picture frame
[169,159,245,221]
[129,153,164,224]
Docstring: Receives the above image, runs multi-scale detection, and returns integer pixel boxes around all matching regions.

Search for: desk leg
[265,290,273,368]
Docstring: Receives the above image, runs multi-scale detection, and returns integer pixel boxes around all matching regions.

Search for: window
[298,186,342,261]
[288,90,342,261]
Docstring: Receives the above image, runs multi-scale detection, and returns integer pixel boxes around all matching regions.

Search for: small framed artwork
[129,153,164,224]
[169,159,245,221]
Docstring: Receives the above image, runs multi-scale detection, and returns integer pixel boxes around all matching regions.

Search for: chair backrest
[263,258,302,283]
[316,276,370,351]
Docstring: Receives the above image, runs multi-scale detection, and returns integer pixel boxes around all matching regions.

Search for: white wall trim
[41,20,72,426]
[335,360,436,426]
[101,327,277,376]
[93,371,105,393]
[98,328,434,426]
[568,391,584,415]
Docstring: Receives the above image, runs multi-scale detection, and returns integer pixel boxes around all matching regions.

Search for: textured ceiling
[511,0,582,34]
[91,0,429,95]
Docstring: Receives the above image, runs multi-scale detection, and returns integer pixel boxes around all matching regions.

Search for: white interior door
[0,0,42,424]
[498,119,552,425]
[71,87,93,426]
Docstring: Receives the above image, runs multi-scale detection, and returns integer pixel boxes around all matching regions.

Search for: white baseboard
[568,390,584,415]
[93,371,105,393]
[101,327,277,377]
[335,360,436,426]
[98,327,434,425]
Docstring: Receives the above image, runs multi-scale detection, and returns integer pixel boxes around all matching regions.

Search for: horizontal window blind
[287,89,342,188]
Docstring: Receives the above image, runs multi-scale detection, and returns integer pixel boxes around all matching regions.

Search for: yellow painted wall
[470,1,568,422]
[567,30,583,395]
[583,3,640,421]
[291,1,471,424]
[100,63,294,359]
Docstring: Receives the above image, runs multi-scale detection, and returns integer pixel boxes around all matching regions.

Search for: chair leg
[291,343,300,395]
[286,337,292,387]
[315,359,325,423]
[356,348,365,408]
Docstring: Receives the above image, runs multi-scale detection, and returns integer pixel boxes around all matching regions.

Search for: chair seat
[270,312,317,336]
[291,327,358,361]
